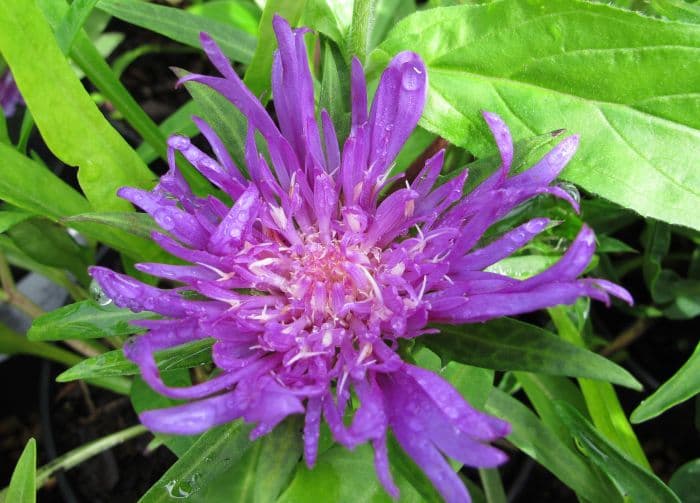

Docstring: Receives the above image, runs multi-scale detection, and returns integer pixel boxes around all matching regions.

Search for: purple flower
[90,16,631,502]
[0,68,22,117]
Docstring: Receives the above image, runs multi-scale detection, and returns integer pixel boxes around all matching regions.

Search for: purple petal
[304,396,322,468]
[207,184,261,254]
[373,436,399,499]
[508,135,579,187]
[367,51,427,179]
[350,57,368,130]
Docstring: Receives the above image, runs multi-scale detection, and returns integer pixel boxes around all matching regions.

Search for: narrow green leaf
[631,341,700,423]
[174,69,249,173]
[28,300,156,342]
[669,459,700,503]
[187,0,262,36]
[555,401,680,502]
[485,389,621,503]
[136,101,200,164]
[139,421,255,503]
[55,0,100,53]
[243,0,307,98]
[57,338,214,381]
[63,212,160,241]
[349,0,376,64]
[8,219,92,285]
[549,306,650,469]
[97,0,256,64]
[426,319,642,389]
[371,0,700,230]
[0,0,155,211]
[0,209,34,234]
[0,143,90,220]
[3,438,36,503]
[319,41,350,144]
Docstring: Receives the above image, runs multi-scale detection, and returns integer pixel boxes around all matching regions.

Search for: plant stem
[349,0,376,64]
[601,317,653,356]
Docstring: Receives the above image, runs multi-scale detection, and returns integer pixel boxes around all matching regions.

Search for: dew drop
[401,66,421,91]
[556,181,580,205]
[89,280,113,306]
[155,209,176,231]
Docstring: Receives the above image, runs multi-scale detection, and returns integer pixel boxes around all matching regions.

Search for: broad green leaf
[0,322,130,395]
[0,0,154,211]
[631,341,700,423]
[97,0,256,64]
[243,0,307,98]
[28,300,157,342]
[63,212,160,241]
[485,389,621,503]
[425,319,642,389]
[370,0,415,51]
[55,0,100,53]
[3,438,35,503]
[370,0,700,230]
[37,0,211,194]
[196,418,302,502]
[139,421,255,503]
[555,402,680,502]
[669,459,700,503]
[57,338,214,381]
[549,306,650,469]
[188,0,261,36]
[278,443,425,503]
[303,0,348,47]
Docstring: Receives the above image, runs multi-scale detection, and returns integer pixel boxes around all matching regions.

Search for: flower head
[0,68,22,117]
[90,16,631,502]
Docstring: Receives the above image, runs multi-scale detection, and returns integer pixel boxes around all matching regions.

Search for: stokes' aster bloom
[90,16,631,502]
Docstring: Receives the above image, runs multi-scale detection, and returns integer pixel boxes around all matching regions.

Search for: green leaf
[130,370,197,457]
[349,0,377,64]
[63,212,161,241]
[651,0,700,22]
[57,338,214,381]
[278,443,425,503]
[243,0,308,98]
[0,0,155,211]
[370,0,700,230]
[8,218,92,285]
[548,306,650,469]
[555,401,680,502]
[643,219,671,301]
[187,0,261,36]
[319,41,350,144]
[3,438,35,503]
[195,418,302,502]
[631,340,700,423]
[0,209,34,234]
[0,143,90,221]
[139,421,255,503]
[485,389,621,503]
[136,101,200,165]
[425,319,642,389]
[370,0,415,51]
[669,459,700,503]
[28,300,156,342]
[0,322,130,395]
[174,68,249,174]
[55,0,100,53]
[97,0,256,64]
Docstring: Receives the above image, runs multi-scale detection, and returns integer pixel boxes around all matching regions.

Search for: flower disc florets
[89,16,632,503]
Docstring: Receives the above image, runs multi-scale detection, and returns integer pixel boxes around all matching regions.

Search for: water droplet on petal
[556,181,580,205]
[401,66,421,91]
[89,280,113,306]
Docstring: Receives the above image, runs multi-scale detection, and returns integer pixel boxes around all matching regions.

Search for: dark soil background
[1,13,699,503]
